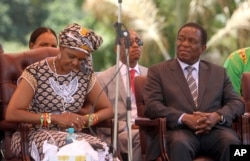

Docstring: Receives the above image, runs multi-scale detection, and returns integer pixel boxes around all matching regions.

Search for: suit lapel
[170,60,196,107]
[197,62,209,108]
[115,66,127,104]
[109,66,127,105]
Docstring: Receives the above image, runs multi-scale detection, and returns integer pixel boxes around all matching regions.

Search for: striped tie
[186,66,198,109]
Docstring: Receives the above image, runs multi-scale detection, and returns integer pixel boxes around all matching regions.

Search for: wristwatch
[218,113,225,124]
[220,114,224,122]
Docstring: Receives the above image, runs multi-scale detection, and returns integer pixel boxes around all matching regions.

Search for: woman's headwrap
[59,23,103,55]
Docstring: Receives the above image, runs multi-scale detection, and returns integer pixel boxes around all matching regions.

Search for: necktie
[186,66,198,109]
[130,69,136,94]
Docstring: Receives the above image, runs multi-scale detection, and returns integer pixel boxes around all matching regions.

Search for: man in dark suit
[144,22,245,161]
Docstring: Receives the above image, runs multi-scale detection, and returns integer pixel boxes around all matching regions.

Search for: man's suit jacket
[97,65,148,132]
[143,59,245,160]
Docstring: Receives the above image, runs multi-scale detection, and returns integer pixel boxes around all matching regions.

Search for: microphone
[123,30,130,49]
[79,55,93,75]
[79,60,92,75]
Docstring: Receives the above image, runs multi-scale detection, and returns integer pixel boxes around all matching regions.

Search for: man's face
[119,30,142,67]
[176,26,206,65]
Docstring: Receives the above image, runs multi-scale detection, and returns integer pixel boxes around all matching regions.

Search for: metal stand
[113,1,133,161]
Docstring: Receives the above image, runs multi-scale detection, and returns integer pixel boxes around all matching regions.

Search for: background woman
[29,27,58,49]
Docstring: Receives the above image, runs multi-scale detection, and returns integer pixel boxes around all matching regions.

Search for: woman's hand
[52,112,88,132]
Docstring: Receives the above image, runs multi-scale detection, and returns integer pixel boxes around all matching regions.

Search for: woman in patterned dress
[6,23,114,161]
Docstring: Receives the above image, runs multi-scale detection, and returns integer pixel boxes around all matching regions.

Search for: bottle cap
[68,127,74,133]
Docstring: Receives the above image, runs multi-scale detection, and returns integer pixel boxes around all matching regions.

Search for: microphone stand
[113,0,122,160]
[113,1,133,161]
[124,31,133,161]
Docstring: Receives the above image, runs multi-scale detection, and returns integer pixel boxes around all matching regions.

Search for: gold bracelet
[40,114,44,128]
[47,113,51,127]
[88,114,99,126]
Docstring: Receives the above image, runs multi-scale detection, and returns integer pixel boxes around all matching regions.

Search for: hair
[0,43,3,53]
[178,22,207,45]
[29,27,57,44]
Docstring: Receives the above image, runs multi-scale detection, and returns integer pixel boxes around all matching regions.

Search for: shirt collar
[119,61,140,76]
[177,58,200,72]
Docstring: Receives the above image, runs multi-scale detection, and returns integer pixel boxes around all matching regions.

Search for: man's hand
[182,111,221,135]
[193,112,221,135]
[182,113,205,130]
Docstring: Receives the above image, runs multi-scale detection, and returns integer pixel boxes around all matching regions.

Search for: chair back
[0,47,58,159]
[134,75,147,118]
[240,72,250,145]
[134,75,147,160]
[134,75,169,161]
[241,72,250,113]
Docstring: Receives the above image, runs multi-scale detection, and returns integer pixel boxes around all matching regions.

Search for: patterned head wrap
[59,23,103,55]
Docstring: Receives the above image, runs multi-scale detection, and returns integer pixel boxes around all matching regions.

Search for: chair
[240,72,250,145]
[133,76,168,161]
[0,47,59,161]
[134,75,249,161]
[0,47,119,161]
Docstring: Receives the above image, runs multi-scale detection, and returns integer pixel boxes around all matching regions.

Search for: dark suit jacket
[144,59,245,160]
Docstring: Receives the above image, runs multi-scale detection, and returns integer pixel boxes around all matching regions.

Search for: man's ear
[202,45,207,52]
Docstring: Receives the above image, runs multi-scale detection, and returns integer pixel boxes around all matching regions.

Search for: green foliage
[0,0,115,71]
[1,0,250,71]
[0,0,50,44]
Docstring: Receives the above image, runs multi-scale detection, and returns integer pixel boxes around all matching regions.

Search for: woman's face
[29,32,58,49]
[59,47,88,73]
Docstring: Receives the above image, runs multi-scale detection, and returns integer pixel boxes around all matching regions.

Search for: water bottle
[65,127,76,144]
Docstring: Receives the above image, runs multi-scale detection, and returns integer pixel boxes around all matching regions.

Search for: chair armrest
[20,123,31,161]
[135,117,162,127]
[241,113,250,144]
[0,120,18,131]
[135,117,169,161]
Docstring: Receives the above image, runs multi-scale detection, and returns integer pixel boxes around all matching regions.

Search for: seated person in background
[143,22,244,161]
[6,23,114,160]
[29,27,58,49]
[97,29,147,161]
[0,43,4,53]
[224,47,250,95]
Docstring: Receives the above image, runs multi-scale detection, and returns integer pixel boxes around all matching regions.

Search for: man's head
[116,29,143,68]
[176,22,207,65]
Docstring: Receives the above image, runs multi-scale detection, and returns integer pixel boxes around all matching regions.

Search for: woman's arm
[6,78,39,123]
[85,80,114,122]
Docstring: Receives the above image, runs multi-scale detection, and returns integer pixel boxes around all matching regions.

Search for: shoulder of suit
[96,65,116,78]
[139,65,148,70]
[149,59,175,69]
[200,60,225,71]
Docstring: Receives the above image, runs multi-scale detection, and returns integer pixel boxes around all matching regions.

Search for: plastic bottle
[65,127,76,144]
